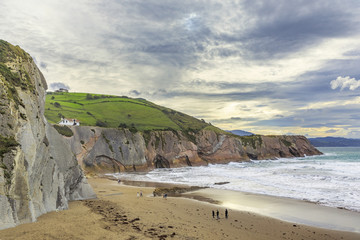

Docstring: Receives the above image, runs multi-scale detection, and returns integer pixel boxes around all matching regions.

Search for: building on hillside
[58,118,80,126]
[55,88,69,93]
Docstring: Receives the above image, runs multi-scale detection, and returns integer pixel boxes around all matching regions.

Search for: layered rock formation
[0,40,95,230]
[64,126,322,173]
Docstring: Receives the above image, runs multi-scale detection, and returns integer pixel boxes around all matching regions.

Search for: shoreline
[118,179,360,233]
[1,177,359,240]
[183,188,360,233]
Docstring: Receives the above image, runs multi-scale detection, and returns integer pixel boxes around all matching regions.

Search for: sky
[1,0,360,138]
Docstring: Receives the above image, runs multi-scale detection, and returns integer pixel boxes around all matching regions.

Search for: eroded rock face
[66,126,322,173]
[0,40,95,230]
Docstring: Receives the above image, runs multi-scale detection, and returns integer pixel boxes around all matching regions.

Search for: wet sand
[183,188,360,233]
[1,177,359,240]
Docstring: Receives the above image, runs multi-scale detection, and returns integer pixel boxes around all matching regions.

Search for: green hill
[45,92,221,133]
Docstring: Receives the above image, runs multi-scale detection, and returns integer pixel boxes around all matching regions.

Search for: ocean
[112,147,360,212]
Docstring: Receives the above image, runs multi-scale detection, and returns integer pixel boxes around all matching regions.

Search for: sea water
[112,147,360,212]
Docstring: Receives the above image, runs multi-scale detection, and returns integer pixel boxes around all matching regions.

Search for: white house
[58,118,80,126]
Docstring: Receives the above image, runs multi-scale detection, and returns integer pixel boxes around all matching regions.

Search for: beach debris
[214,181,230,185]
[159,234,168,239]
[129,217,140,223]
[153,186,205,197]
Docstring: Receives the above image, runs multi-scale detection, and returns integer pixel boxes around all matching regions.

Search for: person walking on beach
[137,192,139,198]
[216,210,219,219]
[212,210,215,218]
[225,209,228,219]
[140,190,143,197]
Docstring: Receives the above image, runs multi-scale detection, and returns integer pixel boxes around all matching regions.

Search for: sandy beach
[1,177,360,240]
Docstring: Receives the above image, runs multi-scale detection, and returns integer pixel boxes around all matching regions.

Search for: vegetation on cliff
[0,135,19,186]
[44,93,279,148]
[45,92,222,134]
[0,40,34,109]
[0,135,19,157]
[53,125,74,137]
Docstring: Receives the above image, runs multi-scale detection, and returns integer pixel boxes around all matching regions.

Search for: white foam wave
[113,148,360,212]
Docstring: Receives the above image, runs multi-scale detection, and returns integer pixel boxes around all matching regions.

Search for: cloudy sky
[1,0,360,137]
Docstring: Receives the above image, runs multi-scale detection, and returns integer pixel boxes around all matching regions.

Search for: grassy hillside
[45,92,220,132]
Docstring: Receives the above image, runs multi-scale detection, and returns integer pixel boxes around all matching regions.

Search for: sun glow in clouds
[1,0,360,137]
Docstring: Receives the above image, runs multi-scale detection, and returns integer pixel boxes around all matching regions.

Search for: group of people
[212,209,228,219]
[118,177,228,219]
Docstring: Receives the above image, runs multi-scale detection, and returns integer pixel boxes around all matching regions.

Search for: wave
[111,148,360,212]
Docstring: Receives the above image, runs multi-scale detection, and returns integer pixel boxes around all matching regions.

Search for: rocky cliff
[63,126,322,173]
[0,40,95,230]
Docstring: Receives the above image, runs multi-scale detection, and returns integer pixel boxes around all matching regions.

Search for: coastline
[118,179,360,233]
[182,188,360,233]
[1,177,359,240]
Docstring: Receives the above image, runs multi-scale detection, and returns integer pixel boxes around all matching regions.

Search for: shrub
[0,135,19,157]
[95,120,108,127]
[129,126,138,133]
[53,125,73,137]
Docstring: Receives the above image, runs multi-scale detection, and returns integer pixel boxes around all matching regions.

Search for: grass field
[45,92,215,132]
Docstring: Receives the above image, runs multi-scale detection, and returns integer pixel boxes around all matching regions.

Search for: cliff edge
[63,126,322,173]
[0,40,95,230]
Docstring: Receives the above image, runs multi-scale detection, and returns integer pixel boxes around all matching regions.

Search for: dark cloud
[1,0,360,137]
[97,0,215,74]
[250,105,360,129]
[347,130,360,138]
[212,117,259,124]
[236,0,360,59]
[129,90,141,96]
[40,62,47,69]
[49,82,70,91]
[326,129,338,133]
[150,89,275,101]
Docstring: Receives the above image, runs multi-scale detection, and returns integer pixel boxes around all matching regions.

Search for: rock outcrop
[0,40,95,230]
[63,126,322,173]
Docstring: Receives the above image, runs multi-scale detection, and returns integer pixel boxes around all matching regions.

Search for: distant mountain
[308,137,360,147]
[228,130,254,136]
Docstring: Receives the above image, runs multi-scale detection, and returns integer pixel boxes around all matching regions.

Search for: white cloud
[330,76,360,90]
